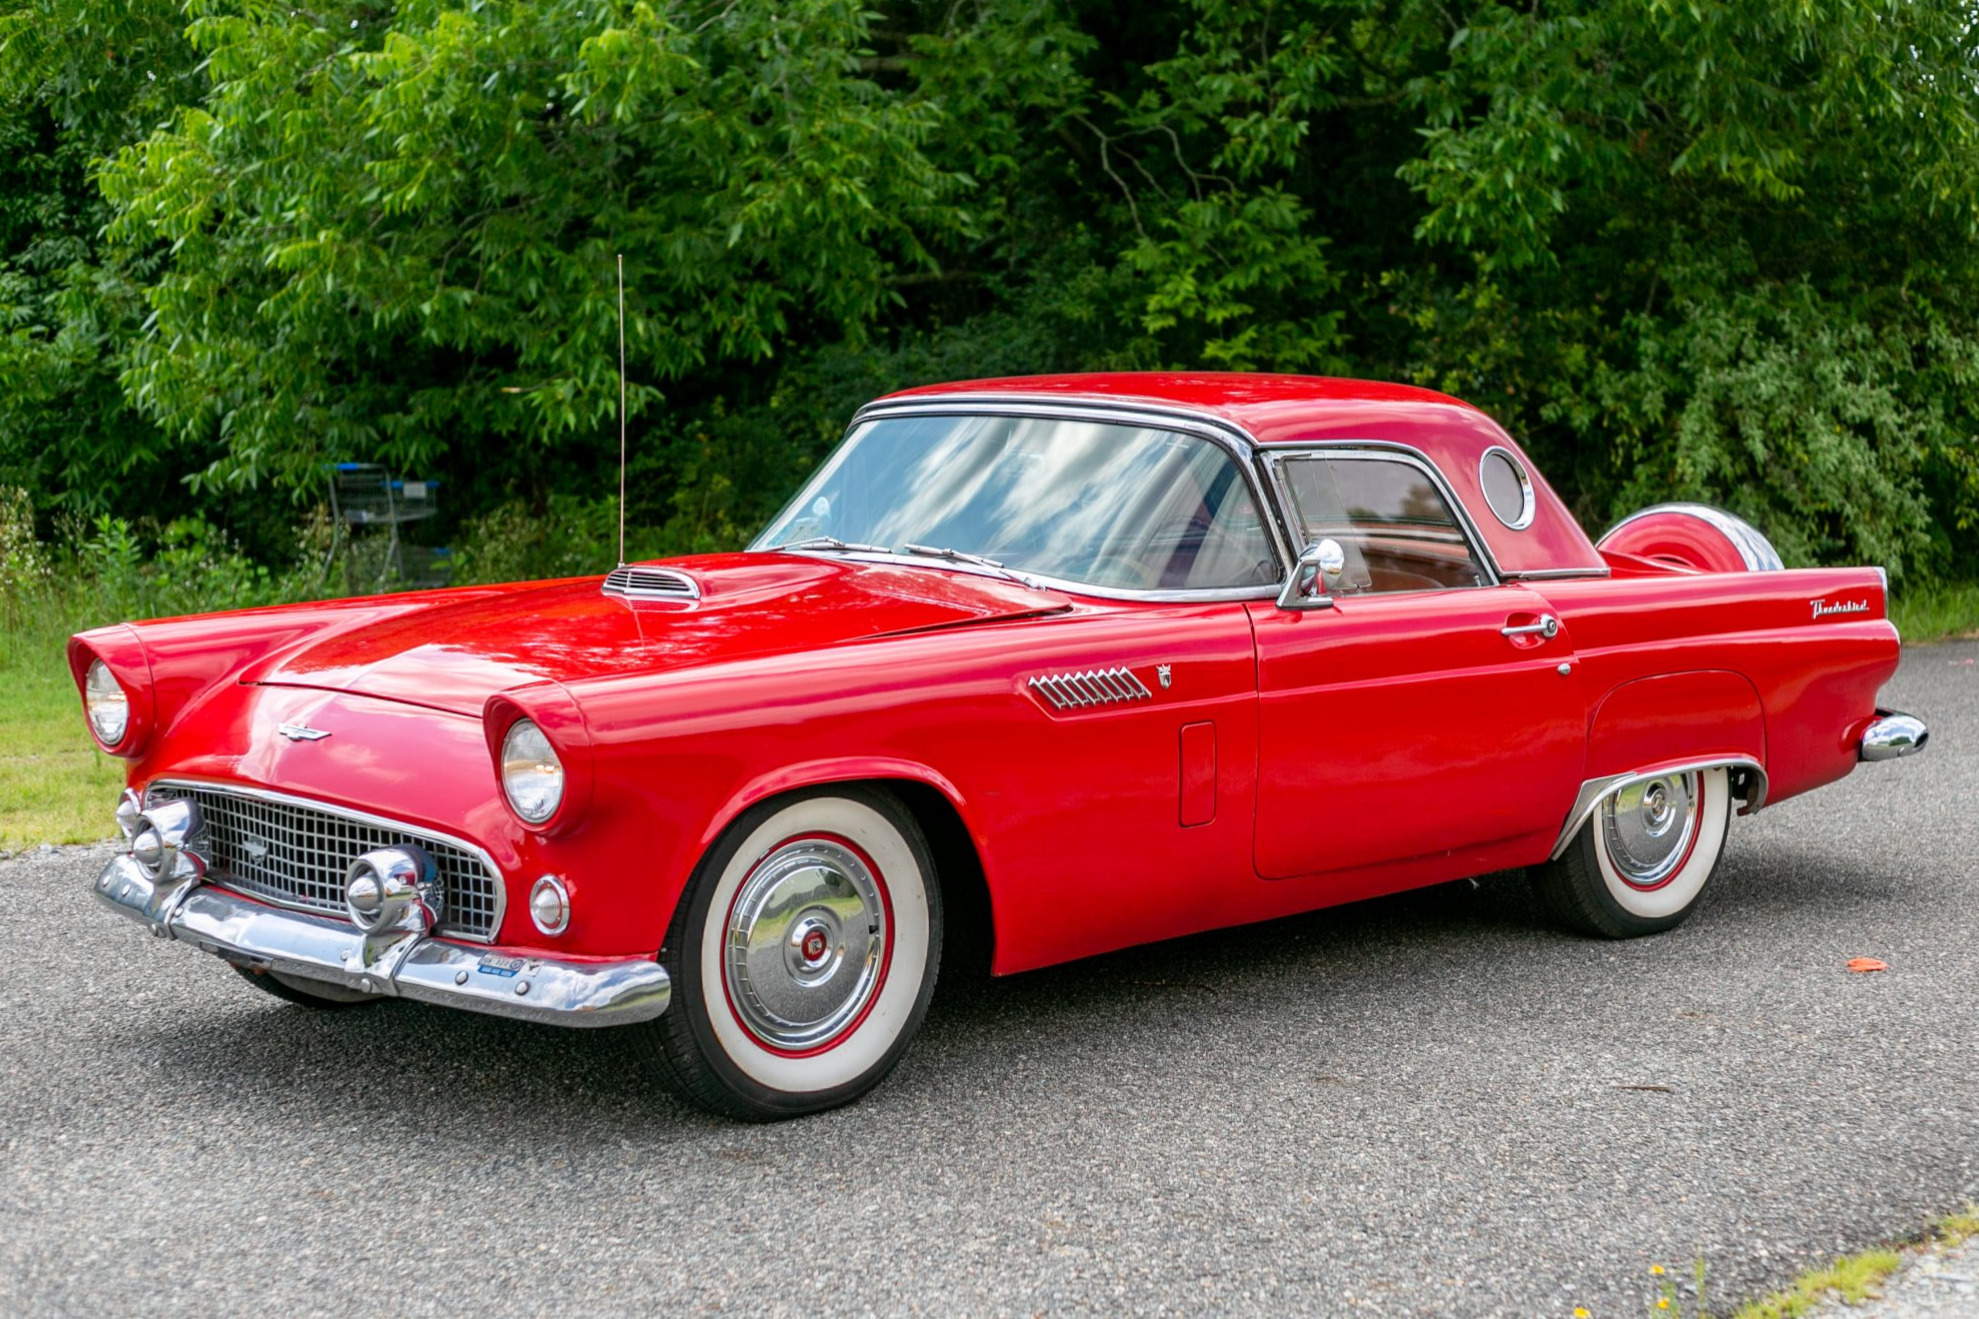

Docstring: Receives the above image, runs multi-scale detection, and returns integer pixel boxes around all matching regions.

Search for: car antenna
[616,252,628,570]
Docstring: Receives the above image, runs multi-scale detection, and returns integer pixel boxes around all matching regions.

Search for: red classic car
[74,373,1928,1118]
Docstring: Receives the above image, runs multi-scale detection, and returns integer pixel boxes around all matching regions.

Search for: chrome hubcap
[1601,772,1700,887]
[724,839,887,1051]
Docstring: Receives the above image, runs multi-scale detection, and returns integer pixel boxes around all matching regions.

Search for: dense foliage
[2,0,1976,584]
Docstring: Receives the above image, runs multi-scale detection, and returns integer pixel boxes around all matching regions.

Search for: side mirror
[1277,538,1346,611]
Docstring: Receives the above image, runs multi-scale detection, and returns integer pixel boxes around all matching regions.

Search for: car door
[1247,448,1585,880]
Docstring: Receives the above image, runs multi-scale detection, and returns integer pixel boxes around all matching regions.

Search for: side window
[1281,455,1489,593]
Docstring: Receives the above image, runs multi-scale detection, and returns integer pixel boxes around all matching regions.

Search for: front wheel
[1531,767,1731,938]
[633,786,943,1120]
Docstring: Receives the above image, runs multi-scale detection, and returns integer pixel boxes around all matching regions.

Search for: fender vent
[1028,667,1152,711]
[603,566,701,601]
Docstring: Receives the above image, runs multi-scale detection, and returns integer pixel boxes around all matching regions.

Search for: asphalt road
[2,641,1973,1317]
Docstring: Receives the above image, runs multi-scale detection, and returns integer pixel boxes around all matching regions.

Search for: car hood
[242,553,1072,715]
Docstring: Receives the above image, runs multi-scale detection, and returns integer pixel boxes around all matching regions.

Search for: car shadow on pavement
[108,870,1551,1128]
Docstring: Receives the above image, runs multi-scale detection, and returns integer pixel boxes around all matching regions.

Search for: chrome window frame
[1263,442,1505,598]
[750,396,1298,603]
[1477,444,1536,531]
[146,777,508,944]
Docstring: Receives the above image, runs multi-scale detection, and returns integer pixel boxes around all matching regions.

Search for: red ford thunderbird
[73,374,1929,1118]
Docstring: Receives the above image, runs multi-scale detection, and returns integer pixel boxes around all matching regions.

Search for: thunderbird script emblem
[276,723,331,742]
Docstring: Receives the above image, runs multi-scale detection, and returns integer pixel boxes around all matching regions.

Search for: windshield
[752,414,1281,592]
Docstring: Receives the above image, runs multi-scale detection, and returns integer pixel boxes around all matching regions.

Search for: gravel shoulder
[1,642,1973,1316]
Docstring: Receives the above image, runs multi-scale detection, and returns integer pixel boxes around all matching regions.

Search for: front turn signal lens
[501,719,565,824]
[85,659,130,747]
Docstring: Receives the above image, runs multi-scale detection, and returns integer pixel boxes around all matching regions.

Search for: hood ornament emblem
[1157,664,1173,689]
[277,723,331,742]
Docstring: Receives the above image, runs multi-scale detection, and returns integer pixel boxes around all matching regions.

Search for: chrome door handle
[1501,614,1559,640]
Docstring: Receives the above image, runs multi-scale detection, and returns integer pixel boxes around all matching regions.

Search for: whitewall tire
[636,786,942,1120]
[1532,767,1732,938]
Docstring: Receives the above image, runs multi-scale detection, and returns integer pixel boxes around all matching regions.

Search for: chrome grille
[1028,667,1153,711]
[603,566,700,600]
[149,782,502,941]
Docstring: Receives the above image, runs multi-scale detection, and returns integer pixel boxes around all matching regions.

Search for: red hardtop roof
[881,372,1480,440]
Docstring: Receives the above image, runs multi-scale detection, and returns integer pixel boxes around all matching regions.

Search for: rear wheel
[231,964,380,1008]
[634,786,942,1120]
[1532,767,1731,938]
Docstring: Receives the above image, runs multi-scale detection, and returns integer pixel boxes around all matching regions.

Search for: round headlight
[501,719,565,824]
[85,659,130,747]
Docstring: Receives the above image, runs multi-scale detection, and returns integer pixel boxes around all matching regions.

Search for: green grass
[0,641,123,848]
[1728,1206,1979,1319]
[1891,578,1979,642]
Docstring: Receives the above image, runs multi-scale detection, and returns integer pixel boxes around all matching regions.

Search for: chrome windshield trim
[1551,756,1768,859]
[1260,442,1505,588]
[758,396,1296,599]
[146,777,507,944]
[769,546,1282,604]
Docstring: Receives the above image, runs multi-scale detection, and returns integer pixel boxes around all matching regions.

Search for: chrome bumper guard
[1860,708,1929,762]
[93,853,670,1028]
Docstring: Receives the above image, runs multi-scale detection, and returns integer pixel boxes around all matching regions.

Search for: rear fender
[1585,670,1766,796]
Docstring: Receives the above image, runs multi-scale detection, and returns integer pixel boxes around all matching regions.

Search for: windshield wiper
[772,535,893,555]
[901,543,1044,588]
[902,543,1006,570]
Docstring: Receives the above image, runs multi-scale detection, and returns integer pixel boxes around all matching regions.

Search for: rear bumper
[1860,708,1929,762]
[92,854,670,1028]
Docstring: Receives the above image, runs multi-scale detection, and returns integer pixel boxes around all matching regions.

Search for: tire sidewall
[1581,767,1731,931]
[667,787,941,1116]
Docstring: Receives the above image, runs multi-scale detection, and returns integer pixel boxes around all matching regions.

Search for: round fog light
[131,827,164,873]
[346,869,385,922]
[529,875,570,936]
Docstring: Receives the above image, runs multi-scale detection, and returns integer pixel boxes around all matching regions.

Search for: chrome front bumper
[1860,708,1929,762]
[93,853,670,1028]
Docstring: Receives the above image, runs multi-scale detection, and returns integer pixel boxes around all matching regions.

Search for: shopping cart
[325,463,450,589]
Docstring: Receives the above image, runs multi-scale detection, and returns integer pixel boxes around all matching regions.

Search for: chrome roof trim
[1550,756,1768,860]
[146,777,508,944]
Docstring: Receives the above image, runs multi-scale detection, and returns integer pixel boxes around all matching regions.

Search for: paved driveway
[2,641,1972,1316]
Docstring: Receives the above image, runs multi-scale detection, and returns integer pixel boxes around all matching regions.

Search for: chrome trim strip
[1498,567,1613,581]
[148,778,508,945]
[1262,443,1505,589]
[1600,503,1785,572]
[1860,708,1928,762]
[93,857,669,1028]
[1478,445,1536,530]
[1550,756,1768,860]
[819,396,1299,593]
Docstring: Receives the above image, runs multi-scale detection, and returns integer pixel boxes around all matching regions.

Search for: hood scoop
[602,565,701,601]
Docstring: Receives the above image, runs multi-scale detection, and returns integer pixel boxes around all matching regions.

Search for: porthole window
[1479,447,1535,530]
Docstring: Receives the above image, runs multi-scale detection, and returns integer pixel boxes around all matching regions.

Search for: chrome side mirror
[1277,538,1346,611]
